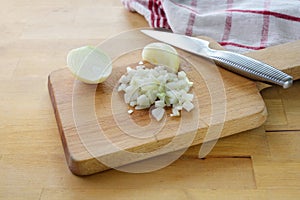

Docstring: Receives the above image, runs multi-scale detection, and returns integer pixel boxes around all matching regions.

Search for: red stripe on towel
[219,41,266,50]
[260,0,271,48]
[228,9,300,22]
[221,0,234,42]
[185,0,197,36]
[148,0,155,27]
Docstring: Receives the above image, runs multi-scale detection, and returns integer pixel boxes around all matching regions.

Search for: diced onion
[118,64,194,121]
[151,107,165,121]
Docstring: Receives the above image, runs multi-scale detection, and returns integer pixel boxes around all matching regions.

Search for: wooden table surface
[1,0,299,199]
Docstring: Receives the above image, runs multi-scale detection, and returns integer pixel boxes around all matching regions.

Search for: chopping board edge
[48,68,268,175]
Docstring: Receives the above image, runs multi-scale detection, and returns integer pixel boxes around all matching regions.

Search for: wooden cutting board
[48,35,300,176]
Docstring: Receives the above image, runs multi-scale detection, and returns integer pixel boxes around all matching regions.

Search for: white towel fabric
[122,0,300,53]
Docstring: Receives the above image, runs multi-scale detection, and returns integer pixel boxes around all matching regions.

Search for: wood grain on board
[2,0,300,199]
[48,37,300,175]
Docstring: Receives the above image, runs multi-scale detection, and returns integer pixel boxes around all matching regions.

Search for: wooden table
[1,0,299,199]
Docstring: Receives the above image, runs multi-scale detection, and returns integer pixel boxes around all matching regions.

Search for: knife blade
[141,29,293,88]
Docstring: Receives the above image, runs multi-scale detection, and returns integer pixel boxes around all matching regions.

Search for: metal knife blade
[141,29,293,88]
[141,30,211,56]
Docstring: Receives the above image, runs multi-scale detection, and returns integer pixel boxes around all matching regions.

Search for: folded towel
[122,0,300,53]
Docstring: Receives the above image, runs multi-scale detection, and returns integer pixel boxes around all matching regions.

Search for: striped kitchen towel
[121,0,300,53]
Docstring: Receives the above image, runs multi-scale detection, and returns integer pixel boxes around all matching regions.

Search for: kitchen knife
[141,29,293,88]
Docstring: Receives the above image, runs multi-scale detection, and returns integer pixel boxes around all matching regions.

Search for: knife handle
[209,50,293,88]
